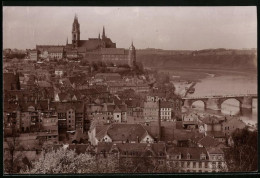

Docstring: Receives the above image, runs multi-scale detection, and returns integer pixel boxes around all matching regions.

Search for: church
[36,15,136,67]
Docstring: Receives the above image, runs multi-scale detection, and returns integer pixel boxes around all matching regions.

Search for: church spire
[98,33,100,39]
[74,13,78,21]
[102,26,106,39]
[66,37,68,45]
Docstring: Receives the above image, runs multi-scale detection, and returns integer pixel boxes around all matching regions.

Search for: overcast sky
[3,6,257,50]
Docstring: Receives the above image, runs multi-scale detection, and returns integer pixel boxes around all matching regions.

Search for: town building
[88,123,154,146]
[56,101,85,133]
[143,101,159,121]
[160,101,172,121]
[166,146,226,172]
[29,49,38,61]
[221,117,246,136]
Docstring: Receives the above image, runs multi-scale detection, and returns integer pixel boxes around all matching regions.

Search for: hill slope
[137,52,257,70]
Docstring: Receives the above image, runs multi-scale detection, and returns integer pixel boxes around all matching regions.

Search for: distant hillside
[136,49,257,70]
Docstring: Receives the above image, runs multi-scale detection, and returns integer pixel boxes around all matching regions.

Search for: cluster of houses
[3,56,250,173]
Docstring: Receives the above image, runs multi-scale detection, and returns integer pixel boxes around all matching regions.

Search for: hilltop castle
[36,15,136,67]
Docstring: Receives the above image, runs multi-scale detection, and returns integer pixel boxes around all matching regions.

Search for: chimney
[47,98,50,111]
[158,99,161,141]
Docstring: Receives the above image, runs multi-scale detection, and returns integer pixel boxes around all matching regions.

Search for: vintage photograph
[3,6,257,174]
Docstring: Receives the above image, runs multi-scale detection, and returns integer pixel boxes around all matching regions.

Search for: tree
[223,128,257,172]
[21,147,120,174]
[4,123,23,174]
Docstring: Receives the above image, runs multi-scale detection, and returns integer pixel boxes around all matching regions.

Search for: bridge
[182,94,257,111]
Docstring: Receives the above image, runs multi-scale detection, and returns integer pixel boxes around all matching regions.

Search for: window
[212,162,216,169]
[193,162,196,168]
[187,153,190,159]
[181,162,184,168]
[187,162,190,168]
[200,154,206,160]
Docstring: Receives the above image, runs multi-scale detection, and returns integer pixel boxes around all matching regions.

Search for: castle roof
[79,40,101,50]
[101,48,127,55]
[48,46,64,53]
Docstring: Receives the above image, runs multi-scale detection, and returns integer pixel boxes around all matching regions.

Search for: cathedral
[36,15,136,67]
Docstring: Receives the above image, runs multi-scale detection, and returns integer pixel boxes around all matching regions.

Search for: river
[186,72,257,126]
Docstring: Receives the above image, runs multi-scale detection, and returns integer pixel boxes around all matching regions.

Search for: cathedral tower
[72,14,80,48]
[128,41,136,68]
[102,26,106,40]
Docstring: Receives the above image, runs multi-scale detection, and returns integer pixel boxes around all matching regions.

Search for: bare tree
[4,123,22,174]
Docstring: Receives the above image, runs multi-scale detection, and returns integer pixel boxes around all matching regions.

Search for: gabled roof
[96,125,110,140]
[113,105,121,112]
[96,124,152,142]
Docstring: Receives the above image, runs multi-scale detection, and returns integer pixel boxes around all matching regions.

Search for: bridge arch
[219,97,242,108]
[190,99,207,109]
[219,98,242,115]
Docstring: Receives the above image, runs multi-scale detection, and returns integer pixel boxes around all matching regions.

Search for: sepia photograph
[3,6,258,174]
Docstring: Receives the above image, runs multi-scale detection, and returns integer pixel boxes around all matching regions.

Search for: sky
[3,6,257,50]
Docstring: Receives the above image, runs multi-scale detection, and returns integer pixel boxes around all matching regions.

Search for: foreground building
[88,123,154,145]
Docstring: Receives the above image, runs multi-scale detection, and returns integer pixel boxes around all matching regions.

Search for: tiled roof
[166,146,208,160]
[206,147,224,154]
[202,116,220,125]
[56,102,84,113]
[197,136,219,148]
[96,142,166,156]
[105,104,127,112]
[125,100,143,108]
[174,129,203,141]
[96,125,110,140]
[160,101,172,108]
[101,48,126,55]
[79,40,101,50]
[96,124,151,142]
[48,47,64,53]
